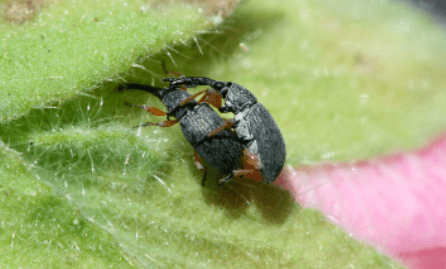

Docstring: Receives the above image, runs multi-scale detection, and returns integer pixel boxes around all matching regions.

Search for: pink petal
[274,134,446,269]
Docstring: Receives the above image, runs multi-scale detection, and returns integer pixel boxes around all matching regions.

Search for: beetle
[162,77,286,184]
[123,83,262,185]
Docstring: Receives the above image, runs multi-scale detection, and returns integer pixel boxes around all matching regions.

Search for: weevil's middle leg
[207,119,236,137]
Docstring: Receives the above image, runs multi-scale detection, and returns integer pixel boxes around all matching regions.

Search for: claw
[218,174,232,185]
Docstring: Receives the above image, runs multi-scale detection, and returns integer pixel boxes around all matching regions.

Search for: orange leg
[218,149,263,185]
[178,89,222,109]
[232,169,263,182]
[233,169,262,182]
[142,105,167,116]
[207,119,236,137]
[197,89,222,109]
[241,149,262,170]
[128,103,179,128]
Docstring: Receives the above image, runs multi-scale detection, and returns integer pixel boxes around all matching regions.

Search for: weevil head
[214,82,257,113]
[160,87,197,118]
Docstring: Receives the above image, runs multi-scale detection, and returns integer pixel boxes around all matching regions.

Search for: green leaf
[0,142,140,267]
[4,0,445,267]
[0,0,208,121]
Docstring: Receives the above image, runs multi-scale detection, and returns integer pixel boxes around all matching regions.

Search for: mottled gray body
[164,77,287,183]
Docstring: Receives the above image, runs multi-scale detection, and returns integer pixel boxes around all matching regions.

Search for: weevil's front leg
[127,103,179,128]
[141,105,168,116]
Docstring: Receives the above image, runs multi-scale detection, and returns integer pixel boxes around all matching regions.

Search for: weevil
[124,83,262,185]
[163,77,286,184]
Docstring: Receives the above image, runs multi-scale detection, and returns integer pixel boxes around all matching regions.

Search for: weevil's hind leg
[238,148,263,182]
[207,118,236,137]
[218,169,262,185]
[218,149,263,185]
[241,148,262,170]
[233,169,263,182]
[133,119,179,129]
